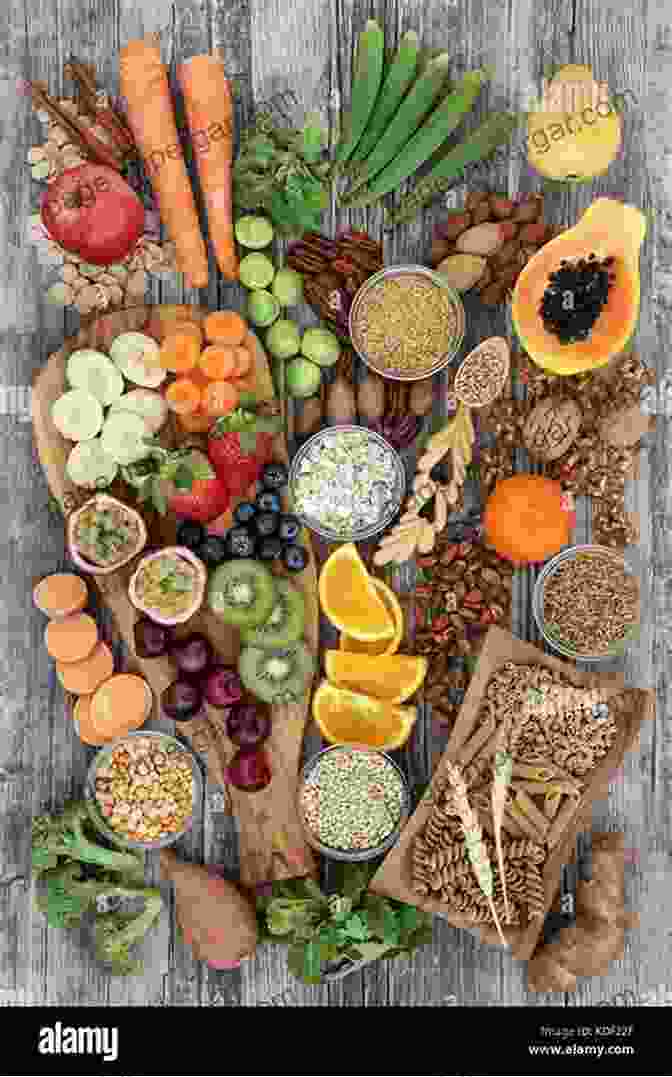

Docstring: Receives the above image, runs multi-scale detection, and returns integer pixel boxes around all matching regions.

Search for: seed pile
[300,747,406,852]
[539,255,615,344]
[542,551,639,655]
[454,339,510,408]
[351,274,460,373]
[95,737,194,842]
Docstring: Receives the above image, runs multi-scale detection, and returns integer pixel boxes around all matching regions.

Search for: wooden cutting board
[32,303,318,887]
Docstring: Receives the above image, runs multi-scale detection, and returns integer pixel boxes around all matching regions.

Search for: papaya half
[527,64,622,183]
[511,198,646,376]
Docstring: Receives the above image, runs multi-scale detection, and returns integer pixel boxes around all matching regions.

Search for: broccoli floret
[35,864,111,929]
[93,890,163,976]
[31,801,144,882]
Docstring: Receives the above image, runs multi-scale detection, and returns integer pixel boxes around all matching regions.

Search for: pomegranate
[40,163,145,266]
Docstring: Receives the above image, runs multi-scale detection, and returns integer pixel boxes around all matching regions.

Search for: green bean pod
[341,52,450,196]
[349,30,420,165]
[344,68,491,209]
[334,20,386,166]
[385,112,520,227]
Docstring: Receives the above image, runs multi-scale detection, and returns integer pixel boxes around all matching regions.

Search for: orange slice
[312,681,417,750]
[324,652,427,704]
[318,544,394,642]
[45,613,98,663]
[339,579,403,655]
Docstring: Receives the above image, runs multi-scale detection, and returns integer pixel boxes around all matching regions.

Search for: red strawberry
[207,407,281,498]
[162,450,230,523]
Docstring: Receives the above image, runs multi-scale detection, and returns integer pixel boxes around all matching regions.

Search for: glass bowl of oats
[348,265,466,381]
[288,425,406,542]
[532,544,641,662]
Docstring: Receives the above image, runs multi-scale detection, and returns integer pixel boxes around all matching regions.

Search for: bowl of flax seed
[348,265,466,381]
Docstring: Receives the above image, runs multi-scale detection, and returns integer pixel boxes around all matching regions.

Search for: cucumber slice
[51,390,104,442]
[66,348,125,406]
[66,438,119,489]
[100,411,151,465]
[235,215,274,250]
[109,332,166,388]
[109,389,168,435]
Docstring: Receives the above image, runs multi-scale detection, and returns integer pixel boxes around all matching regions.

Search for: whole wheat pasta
[506,839,546,863]
[544,790,562,820]
[457,715,497,767]
[508,801,547,842]
[514,790,551,837]
[546,781,582,799]
[511,779,552,795]
[511,762,557,782]
[502,808,528,838]
[524,862,546,919]
[546,794,581,849]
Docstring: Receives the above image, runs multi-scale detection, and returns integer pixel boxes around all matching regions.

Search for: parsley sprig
[256,863,433,984]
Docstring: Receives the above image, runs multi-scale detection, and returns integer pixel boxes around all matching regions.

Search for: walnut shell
[523,397,583,461]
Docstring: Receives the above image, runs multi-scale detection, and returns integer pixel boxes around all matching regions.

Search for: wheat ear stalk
[492,748,513,923]
[444,760,508,948]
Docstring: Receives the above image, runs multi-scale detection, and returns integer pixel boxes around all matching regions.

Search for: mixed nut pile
[287,230,383,337]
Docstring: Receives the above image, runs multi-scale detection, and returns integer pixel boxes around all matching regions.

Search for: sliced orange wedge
[318,544,394,642]
[324,651,427,704]
[339,578,403,655]
[312,681,417,750]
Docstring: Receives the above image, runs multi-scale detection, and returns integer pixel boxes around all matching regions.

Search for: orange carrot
[166,378,202,415]
[198,345,236,381]
[203,381,239,417]
[119,37,209,289]
[231,346,252,378]
[178,55,239,281]
[203,310,247,346]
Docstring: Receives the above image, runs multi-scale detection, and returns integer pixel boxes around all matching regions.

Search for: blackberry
[197,535,228,566]
[225,526,257,558]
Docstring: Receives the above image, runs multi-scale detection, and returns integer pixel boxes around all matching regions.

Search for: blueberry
[197,535,228,566]
[176,519,206,551]
[233,501,257,526]
[278,514,301,543]
[282,544,308,573]
[225,526,257,559]
[261,462,288,490]
[254,510,280,538]
[258,536,283,561]
[256,490,282,514]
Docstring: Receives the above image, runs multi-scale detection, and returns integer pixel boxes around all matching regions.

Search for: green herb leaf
[398,904,419,933]
[303,939,323,981]
[343,913,370,942]
[382,905,401,946]
[351,940,393,963]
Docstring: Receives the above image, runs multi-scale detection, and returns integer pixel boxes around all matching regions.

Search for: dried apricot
[159,333,200,373]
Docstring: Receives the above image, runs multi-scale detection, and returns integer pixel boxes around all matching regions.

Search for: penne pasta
[508,802,545,842]
[544,790,562,820]
[511,763,556,783]
[502,809,528,838]
[546,795,581,849]
[511,779,552,795]
[546,781,582,799]
[514,790,550,837]
[457,715,497,767]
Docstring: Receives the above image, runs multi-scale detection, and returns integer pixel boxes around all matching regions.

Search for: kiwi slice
[207,559,276,629]
[238,641,315,705]
[241,579,305,649]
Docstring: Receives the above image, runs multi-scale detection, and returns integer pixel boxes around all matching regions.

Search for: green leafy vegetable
[256,863,433,984]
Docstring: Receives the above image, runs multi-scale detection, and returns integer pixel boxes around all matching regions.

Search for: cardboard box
[370,625,654,960]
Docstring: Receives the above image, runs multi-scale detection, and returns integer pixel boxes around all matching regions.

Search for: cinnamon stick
[30,81,124,170]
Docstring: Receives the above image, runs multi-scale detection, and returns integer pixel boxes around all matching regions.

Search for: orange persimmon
[202,380,239,417]
[483,475,571,564]
[166,378,202,415]
[203,310,247,346]
[160,332,201,373]
[198,345,237,381]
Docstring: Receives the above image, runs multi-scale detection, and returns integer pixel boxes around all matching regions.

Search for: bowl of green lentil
[298,744,411,862]
[532,544,641,662]
[84,731,203,851]
[348,265,466,382]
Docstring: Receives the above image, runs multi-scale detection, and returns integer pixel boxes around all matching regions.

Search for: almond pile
[429,191,561,306]
[28,99,178,315]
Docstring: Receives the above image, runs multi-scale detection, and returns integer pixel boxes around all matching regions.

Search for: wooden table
[1,0,670,1009]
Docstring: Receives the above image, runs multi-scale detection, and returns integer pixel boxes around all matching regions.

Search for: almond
[431,237,454,266]
[436,253,488,293]
[490,195,514,218]
[480,282,507,306]
[512,196,542,223]
[471,201,493,225]
[518,221,548,244]
[475,263,493,291]
[465,191,490,210]
[491,239,521,268]
[455,222,505,257]
[497,264,521,290]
